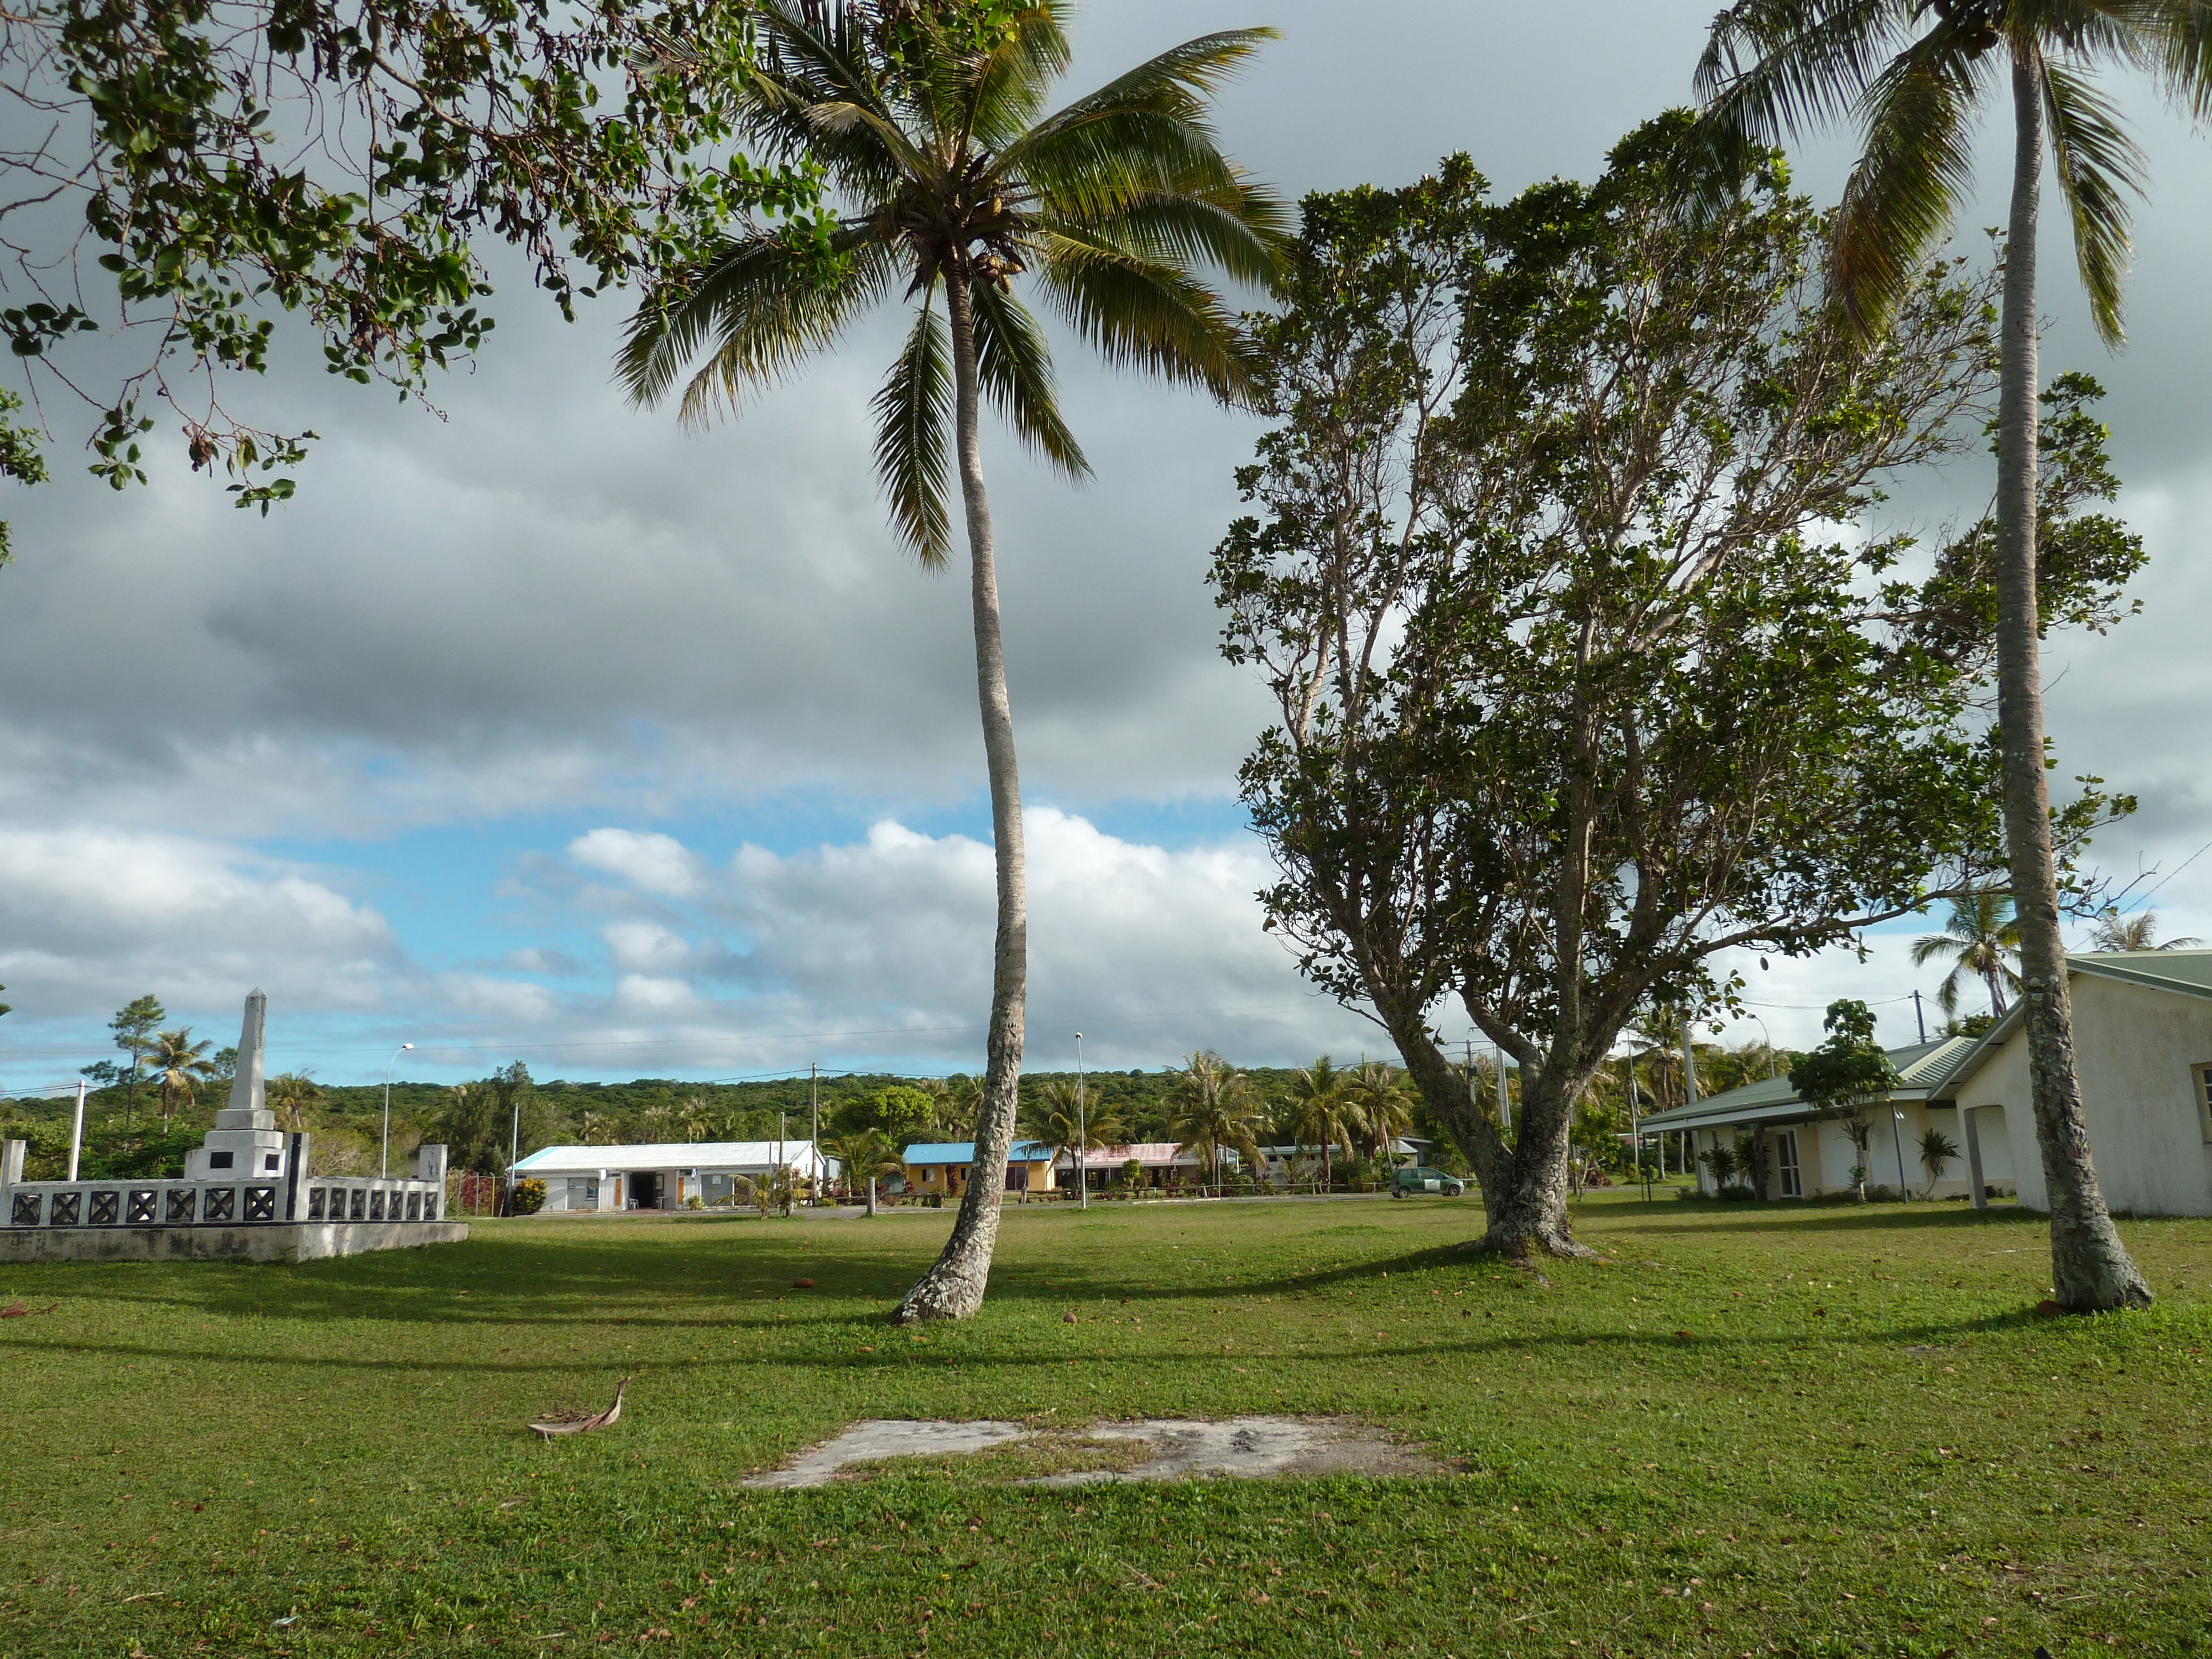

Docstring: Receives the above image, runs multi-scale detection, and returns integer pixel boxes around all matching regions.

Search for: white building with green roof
[1636,950,2212,1216]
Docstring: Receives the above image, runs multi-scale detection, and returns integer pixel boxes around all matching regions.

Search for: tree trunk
[891,268,1029,1324]
[1482,1063,1594,1257]
[1996,53,2150,1313]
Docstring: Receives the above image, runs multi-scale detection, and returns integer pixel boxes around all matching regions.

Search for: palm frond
[1052,190,1289,295]
[1694,0,1915,154]
[871,295,956,568]
[968,280,1088,479]
[1001,29,1279,175]
[966,3,1075,150]
[618,228,893,420]
[742,2,938,190]
[1034,223,1262,404]
[1828,15,1994,338]
[2144,0,2212,121]
[2039,50,2146,346]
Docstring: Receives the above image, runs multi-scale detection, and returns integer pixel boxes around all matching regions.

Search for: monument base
[0,1220,469,1264]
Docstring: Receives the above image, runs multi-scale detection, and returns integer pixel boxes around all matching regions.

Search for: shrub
[509,1177,547,1215]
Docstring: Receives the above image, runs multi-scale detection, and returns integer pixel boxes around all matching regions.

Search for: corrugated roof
[901,1141,1051,1164]
[1633,1035,1980,1135]
[511,1140,831,1176]
[1932,948,2212,1098]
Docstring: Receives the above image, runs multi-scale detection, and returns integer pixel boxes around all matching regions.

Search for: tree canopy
[1211,117,2142,1256]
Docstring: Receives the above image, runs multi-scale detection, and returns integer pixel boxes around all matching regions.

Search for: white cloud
[568,830,706,898]
[0,825,400,1027]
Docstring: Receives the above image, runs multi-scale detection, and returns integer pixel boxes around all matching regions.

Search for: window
[208,1150,233,1170]
[1775,1130,1803,1198]
[2197,1065,2212,1144]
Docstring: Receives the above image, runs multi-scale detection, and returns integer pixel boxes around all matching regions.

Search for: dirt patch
[741,1416,1438,1489]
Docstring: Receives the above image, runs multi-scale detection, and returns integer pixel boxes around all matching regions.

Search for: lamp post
[1891,1108,1912,1202]
[1074,1032,1088,1213]
[382,1042,413,1177]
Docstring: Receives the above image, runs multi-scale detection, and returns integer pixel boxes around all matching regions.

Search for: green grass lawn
[3,1191,2207,1658]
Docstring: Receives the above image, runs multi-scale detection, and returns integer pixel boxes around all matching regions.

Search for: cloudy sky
[5,1,2212,1092]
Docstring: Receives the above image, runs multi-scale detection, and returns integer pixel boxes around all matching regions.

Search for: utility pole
[67,1079,86,1183]
[1912,990,1928,1044]
[1625,1056,1645,1202]
[508,1094,520,1209]
[809,1061,819,1207]
[1074,1032,1089,1212]
[777,1109,786,1203]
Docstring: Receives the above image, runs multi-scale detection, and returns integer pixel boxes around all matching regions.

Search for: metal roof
[1631,1035,1980,1136]
[900,1141,1052,1165]
[1932,949,2212,1098]
[511,1140,831,1176]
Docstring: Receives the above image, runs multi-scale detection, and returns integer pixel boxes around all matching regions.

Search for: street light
[1074,1032,1088,1213]
[383,1043,413,1177]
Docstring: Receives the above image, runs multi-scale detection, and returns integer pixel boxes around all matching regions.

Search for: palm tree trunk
[892,267,1029,1323]
[1997,51,2148,1312]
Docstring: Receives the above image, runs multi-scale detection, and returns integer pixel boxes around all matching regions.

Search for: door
[1775,1130,1802,1198]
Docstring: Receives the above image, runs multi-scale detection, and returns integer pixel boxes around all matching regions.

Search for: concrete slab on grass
[743,1415,1434,1488]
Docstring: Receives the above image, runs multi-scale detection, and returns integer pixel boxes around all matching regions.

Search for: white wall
[1958,971,2212,1217]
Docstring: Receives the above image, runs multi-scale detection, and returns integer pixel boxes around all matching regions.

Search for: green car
[1390,1166,1465,1197]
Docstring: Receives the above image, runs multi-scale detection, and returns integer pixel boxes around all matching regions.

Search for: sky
[5,1,2212,1093]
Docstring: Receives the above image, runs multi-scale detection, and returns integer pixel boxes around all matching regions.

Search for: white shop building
[1635,950,2212,1217]
[510,1141,836,1213]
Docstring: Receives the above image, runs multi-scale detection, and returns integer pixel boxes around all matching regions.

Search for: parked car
[1390,1166,1465,1197]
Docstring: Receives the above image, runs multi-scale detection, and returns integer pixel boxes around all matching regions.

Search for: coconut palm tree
[619,3,1284,1321]
[2088,907,2202,952]
[1285,1055,1357,1189]
[825,1128,905,1206]
[1693,0,2199,1312]
[1913,886,2024,1018]
[1167,1051,1267,1192]
[148,1027,216,1132]
[1347,1060,1415,1166]
[1018,1078,1122,1196]
[266,1071,322,1132]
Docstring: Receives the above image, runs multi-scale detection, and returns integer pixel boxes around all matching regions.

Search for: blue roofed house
[900,1140,1057,1200]
[1634,950,2212,1216]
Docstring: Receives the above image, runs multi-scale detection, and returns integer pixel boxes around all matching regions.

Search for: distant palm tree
[825,1129,904,1202]
[147,1028,216,1132]
[266,1071,321,1132]
[1018,1079,1122,1196]
[680,1095,715,1140]
[620,3,1285,1323]
[1692,0,2199,1313]
[1286,1056,1357,1188]
[2088,907,2201,953]
[1913,888,2022,1018]
[1347,1060,1414,1165]
[1168,1052,1268,1191]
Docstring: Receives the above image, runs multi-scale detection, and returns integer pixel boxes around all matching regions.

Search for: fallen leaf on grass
[528,1377,629,1440]
[0,1301,58,1318]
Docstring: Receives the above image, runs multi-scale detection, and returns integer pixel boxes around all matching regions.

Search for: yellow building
[901,1140,1057,1199]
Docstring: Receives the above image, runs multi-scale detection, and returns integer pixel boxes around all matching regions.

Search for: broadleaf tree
[1211,120,2140,1259]
[1688,0,2210,1311]
[618,0,1286,1320]
[0,0,828,516]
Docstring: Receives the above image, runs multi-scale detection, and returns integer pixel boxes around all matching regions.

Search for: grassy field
[1,1190,2206,1658]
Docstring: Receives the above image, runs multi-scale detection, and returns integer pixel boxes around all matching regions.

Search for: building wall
[1963,972,2212,1217]
[1693,1107,1995,1201]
